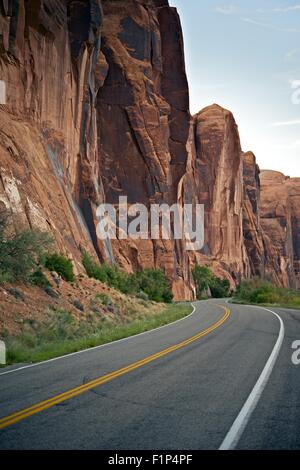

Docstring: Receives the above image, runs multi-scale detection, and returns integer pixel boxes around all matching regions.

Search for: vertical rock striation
[260,171,300,289]
[0,0,105,271]
[96,0,193,298]
[242,151,265,278]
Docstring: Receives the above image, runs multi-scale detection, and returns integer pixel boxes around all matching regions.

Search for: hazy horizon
[171,0,300,177]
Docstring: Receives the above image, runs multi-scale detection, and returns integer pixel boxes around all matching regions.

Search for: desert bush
[210,277,231,298]
[95,292,111,306]
[131,269,173,303]
[29,268,51,288]
[235,278,275,303]
[136,291,149,301]
[0,216,52,282]
[43,253,75,282]
[83,253,173,303]
[82,253,109,283]
[234,278,300,307]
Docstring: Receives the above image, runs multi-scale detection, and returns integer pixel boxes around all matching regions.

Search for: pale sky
[170,0,300,176]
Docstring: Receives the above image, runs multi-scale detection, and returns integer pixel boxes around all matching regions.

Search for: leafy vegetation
[131,269,173,303]
[233,278,300,308]
[0,215,52,283]
[43,253,75,282]
[5,303,192,364]
[29,268,51,288]
[83,253,173,303]
[192,265,231,299]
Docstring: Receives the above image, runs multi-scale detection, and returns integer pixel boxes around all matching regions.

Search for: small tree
[192,265,230,299]
[192,265,213,298]
[0,216,53,282]
[132,269,173,303]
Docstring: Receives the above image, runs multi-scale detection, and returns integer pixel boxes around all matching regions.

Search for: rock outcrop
[187,104,248,286]
[97,0,193,299]
[242,151,265,278]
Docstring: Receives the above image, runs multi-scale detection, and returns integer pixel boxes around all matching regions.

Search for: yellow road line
[0,304,230,430]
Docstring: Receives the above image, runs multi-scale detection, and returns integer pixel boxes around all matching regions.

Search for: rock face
[97,0,193,299]
[188,104,248,285]
[0,1,300,298]
[242,151,265,278]
[260,171,300,289]
[287,178,300,288]
[0,0,105,272]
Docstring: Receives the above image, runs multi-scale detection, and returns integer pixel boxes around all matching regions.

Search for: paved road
[0,300,299,450]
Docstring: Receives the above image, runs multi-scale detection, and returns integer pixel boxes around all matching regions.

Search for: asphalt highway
[0,300,299,450]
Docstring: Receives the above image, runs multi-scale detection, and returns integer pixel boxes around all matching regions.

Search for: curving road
[0,300,299,450]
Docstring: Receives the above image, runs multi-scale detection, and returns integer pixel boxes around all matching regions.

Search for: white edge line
[0,303,197,377]
[219,305,285,450]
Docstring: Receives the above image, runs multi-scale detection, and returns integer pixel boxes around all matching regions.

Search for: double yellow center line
[0,304,230,430]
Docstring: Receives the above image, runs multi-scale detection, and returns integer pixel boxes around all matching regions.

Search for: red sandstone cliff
[188,104,248,286]
[0,0,194,299]
[260,171,300,289]
[96,0,193,299]
[0,0,105,274]
[0,1,299,299]
[242,151,265,278]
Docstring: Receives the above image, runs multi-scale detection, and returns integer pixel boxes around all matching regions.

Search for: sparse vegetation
[95,292,111,306]
[131,269,173,303]
[233,278,300,309]
[4,303,192,364]
[192,265,230,299]
[0,215,52,283]
[43,253,75,282]
[82,253,173,303]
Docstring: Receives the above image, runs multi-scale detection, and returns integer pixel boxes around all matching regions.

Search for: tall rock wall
[96,0,193,299]
[287,178,300,288]
[0,0,105,271]
[260,171,300,289]
[242,151,265,278]
[188,104,248,285]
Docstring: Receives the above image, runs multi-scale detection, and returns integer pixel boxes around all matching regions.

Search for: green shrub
[235,278,275,303]
[136,291,149,301]
[0,271,13,285]
[0,216,53,282]
[82,253,108,283]
[83,253,173,303]
[192,265,213,295]
[234,278,300,307]
[132,269,173,303]
[192,265,230,299]
[29,269,51,288]
[95,292,111,306]
[83,253,133,292]
[210,277,231,298]
[43,253,75,282]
